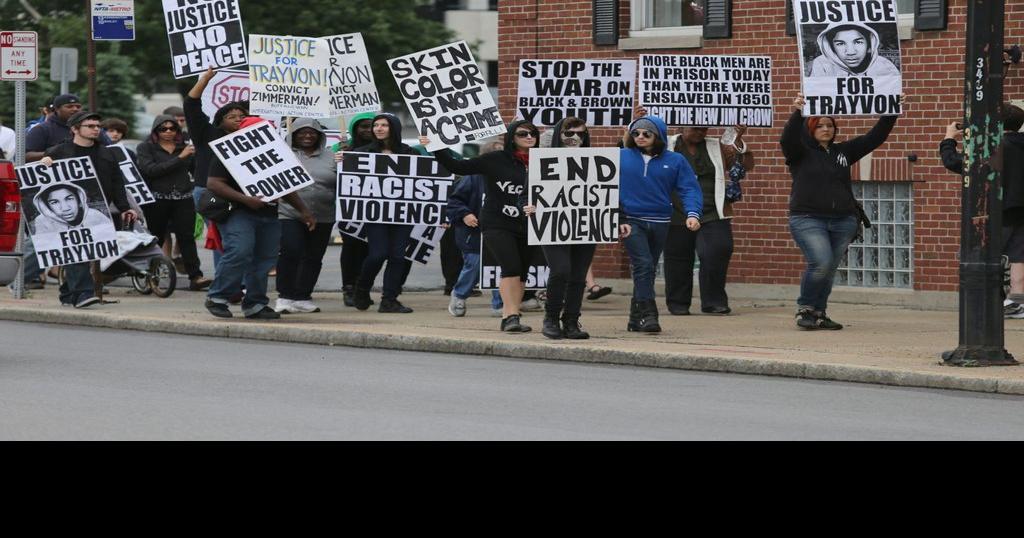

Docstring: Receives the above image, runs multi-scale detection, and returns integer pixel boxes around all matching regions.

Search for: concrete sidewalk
[4,286,1024,395]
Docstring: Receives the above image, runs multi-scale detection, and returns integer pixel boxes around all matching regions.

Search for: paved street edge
[2,306,1022,396]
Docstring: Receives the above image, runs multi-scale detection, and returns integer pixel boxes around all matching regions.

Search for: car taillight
[0,164,20,252]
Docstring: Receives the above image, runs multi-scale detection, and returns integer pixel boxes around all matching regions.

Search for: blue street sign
[91,0,135,41]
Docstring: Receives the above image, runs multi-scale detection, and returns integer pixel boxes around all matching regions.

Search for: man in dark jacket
[40,110,138,308]
[445,173,484,316]
[940,103,1024,318]
[26,94,112,162]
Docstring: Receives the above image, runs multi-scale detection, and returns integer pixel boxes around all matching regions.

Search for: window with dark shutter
[915,0,947,31]
[593,0,619,46]
[704,0,732,39]
[786,0,796,36]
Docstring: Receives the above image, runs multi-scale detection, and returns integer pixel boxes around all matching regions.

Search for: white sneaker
[291,300,321,313]
[1005,300,1024,319]
[274,298,295,313]
[491,307,504,318]
[520,297,542,311]
[448,296,466,317]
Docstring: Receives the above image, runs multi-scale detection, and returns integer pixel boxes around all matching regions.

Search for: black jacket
[781,110,896,216]
[433,119,533,233]
[446,174,484,254]
[44,142,131,213]
[184,95,229,188]
[136,114,195,195]
[941,133,1024,225]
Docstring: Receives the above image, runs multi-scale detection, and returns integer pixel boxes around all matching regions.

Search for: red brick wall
[498,0,1024,292]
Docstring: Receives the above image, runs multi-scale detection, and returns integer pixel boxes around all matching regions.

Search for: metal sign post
[11,80,25,300]
[1,31,35,300]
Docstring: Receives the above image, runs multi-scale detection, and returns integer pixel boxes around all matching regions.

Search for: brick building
[497,0,1024,297]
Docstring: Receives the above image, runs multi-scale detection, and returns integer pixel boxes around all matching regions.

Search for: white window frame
[620,0,703,50]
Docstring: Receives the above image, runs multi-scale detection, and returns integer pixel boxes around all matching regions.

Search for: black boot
[642,300,662,333]
[627,298,643,331]
[561,313,590,340]
[353,286,372,311]
[542,311,563,339]
[379,298,413,313]
[342,285,355,307]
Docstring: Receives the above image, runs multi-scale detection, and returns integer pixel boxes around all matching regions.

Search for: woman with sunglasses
[527,117,631,339]
[620,113,702,333]
[421,120,540,333]
[136,114,211,291]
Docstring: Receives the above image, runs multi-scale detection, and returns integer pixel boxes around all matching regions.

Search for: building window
[623,0,705,49]
[645,0,704,28]
[836,182,914,289]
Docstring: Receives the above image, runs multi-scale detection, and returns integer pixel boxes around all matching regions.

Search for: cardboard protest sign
[517,59,636,127]
[162,0,247,79]
[527,148,619,245]
[337,152,453,226]
[388,41,505,151]
[479,242,548,290]
[338,221,444,265]
[794,0,902,115]
[324,33,380,116]
[108,144,155,206]
[639,54,774,127]
[209,121,314,201]
[248,34,330,118]
[16,157,118,268]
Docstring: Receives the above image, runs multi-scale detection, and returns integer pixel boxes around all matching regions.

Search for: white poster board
[248,34,331,118]
[338,221,444,265]
[162,0,247,79]
[324,33,381,116]
[109,144,155,206]
[209,121,314,201]
[516,59,636,127]
[337,152,453,226]
[527,148,619,245]
[794,0,902,116]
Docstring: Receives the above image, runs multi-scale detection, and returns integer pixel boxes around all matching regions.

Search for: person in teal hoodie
[619,114,702,333]
[335,111,377,307]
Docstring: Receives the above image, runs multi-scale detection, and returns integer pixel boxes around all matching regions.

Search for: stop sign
[201,69,250,121]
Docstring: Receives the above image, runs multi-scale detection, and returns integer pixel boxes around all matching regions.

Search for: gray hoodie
[280,118,337,223]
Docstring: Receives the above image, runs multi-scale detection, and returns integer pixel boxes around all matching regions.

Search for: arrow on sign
[4,69,31,74]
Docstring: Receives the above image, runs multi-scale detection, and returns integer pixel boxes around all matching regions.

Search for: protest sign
[639,54,774,127]
[516,59,636,127]
[16,157,118,268]
[794,0,902,116]
[248,34,330,118]
[527,148,619,245]
[209,121,314,201]
[338,221,443,265]
[109,144,155,206]
[479,242,548,290]
[324,33,380,116]
[162,0,247,79]
[388,41,505,151]
[337,152,453,226]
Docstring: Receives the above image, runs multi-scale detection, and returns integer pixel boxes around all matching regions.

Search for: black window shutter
[593,0,619,46]
[915,0,947,31]
[786,0,796,36]
[704,0,732,39]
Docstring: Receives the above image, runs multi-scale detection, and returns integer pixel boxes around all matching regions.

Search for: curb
[3,306,1023,396]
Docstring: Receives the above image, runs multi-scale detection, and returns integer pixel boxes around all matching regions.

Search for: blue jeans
[207,210,281,316]
[624,218,670,301]
[788,214,859,312]
[22,234,41,282]
[59,262,94,304]
[453,251,481,300]
[193,186,222,269]
[491,290,502,309]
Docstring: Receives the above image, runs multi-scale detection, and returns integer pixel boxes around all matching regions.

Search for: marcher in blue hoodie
[619,114,702,333]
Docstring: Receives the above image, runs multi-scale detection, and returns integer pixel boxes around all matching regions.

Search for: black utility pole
[943,0,1018,366]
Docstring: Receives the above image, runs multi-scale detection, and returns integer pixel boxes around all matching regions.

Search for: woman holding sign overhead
[782,93,901,331]
[421,120,540,333]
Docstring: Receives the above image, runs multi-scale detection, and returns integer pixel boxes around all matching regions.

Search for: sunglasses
[157,126,178,132]
[630,129,654,139]
[562,131,585,138]
[514,131,538,138]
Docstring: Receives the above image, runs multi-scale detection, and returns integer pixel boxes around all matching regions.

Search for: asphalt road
[2,320,1023,440]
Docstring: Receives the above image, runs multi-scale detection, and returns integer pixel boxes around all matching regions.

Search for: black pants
[276,219,333,301]
[663,219,733,310]
[358,223,413,300]
[340,234,369,289]
[542,244,595,317]
[143,198,203,279]
[440,226,462,292]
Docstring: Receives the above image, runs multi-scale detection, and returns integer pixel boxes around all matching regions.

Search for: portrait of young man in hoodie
[31,182,110,235]
[807,21,900,78]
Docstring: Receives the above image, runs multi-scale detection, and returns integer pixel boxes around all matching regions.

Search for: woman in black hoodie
[136,114,210,291]
[781,93,901,330]
[422,120,539,333]
[348,113,420,314]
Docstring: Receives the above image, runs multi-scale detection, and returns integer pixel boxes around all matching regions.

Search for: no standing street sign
[0,31,38,81]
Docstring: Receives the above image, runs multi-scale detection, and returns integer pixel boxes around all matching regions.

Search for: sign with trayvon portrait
[108,144,155,206]
[638,54,773,127]
[338,221,444,265]
[388,41,505,152]
[162,0,248,79]
[527,148,619,246]
[516,59,636,127]
[794,0,902,116]
[16,157,118,268]
[209,121,315,202]
[337,152,454,226]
